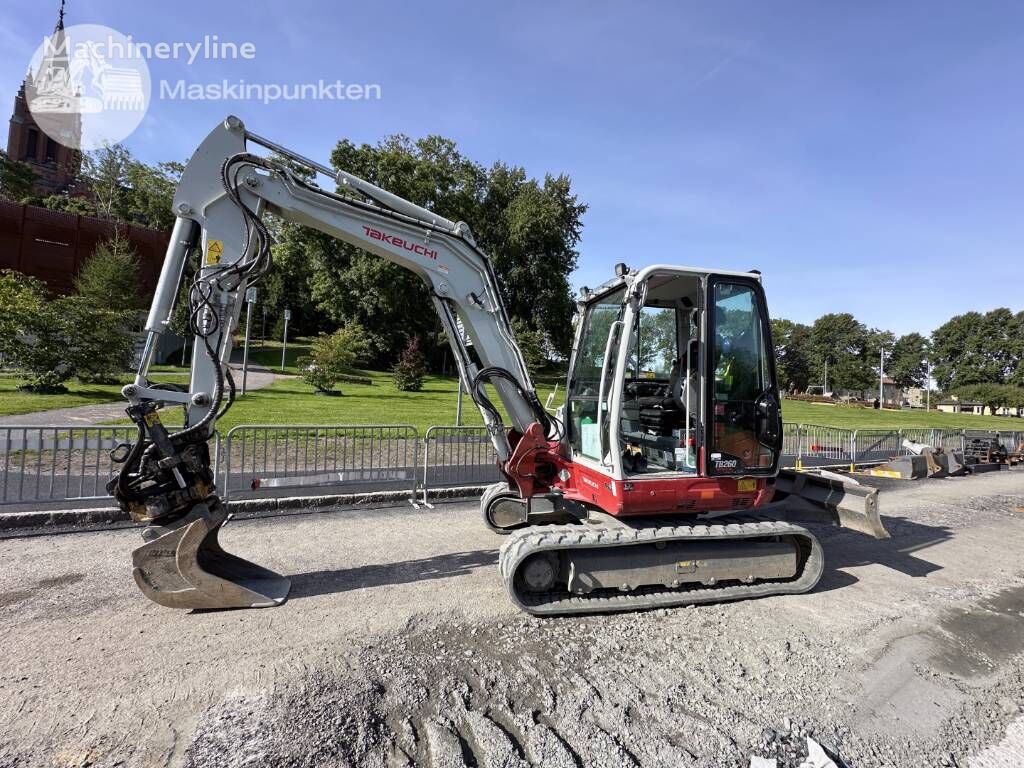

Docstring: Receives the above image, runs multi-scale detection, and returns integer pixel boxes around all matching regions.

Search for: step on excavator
[112,116,889,614]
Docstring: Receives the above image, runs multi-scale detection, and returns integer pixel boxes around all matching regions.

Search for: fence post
[411,430,421,504]
[795,424,803,470]
[850,430,857,472]
[421,428,432,506]
[222,428,233,504]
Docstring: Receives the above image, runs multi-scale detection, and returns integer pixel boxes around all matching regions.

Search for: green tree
[511,317,548,375]
[0,270,47,365]
[313,133,585,363]
[124,160,182,231]
[810,313,874,392]
[888,332,930,389]
[0,150,38,201]
[392,337,428,392]
[299,324,371,394]
[36,193,98,217]
[771,318,813,392]
[0,269,134,389]
[1011,311,1024,388]
[63,297,136,384]
[931,309,1018,390]
[82,144,133,221]
[74,233,142,310]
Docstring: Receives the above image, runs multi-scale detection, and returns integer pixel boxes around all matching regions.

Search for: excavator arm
[115,116,561,609]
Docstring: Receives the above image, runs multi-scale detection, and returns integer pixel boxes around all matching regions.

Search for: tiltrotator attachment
[132,501,290,610]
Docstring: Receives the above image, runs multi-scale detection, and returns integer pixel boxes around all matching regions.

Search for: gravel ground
[1,470,1023,767]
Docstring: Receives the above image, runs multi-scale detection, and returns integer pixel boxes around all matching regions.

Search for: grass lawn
[0,373,190,419]
[106,371,559,434]
[0,377,129,417]
[781,399,1020,430]
[9,364,1019,434]
[106,374,1021,435]
[242,338,314,375]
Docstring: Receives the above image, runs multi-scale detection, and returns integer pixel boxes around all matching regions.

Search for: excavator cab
[565,265,782,486]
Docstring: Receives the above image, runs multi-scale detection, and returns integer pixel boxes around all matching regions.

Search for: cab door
[705,277,782,475]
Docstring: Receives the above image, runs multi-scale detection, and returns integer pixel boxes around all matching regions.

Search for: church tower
[6,1,82,196]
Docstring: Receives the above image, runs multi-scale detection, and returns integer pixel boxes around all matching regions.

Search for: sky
[2,0,1022,337]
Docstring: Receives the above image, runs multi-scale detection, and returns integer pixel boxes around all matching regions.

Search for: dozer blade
[132,502,290,610]
[772,469,890,540]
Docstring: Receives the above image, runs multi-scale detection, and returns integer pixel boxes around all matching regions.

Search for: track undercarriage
[499,515,822,616]
[482,469,888,616]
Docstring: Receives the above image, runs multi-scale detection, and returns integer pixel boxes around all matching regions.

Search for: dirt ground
[2,470,1023,768]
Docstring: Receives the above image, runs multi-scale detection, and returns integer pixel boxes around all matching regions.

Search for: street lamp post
[879,347,885,409]
[281,308,291,372]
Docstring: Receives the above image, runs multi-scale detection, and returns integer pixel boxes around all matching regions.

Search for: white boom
[128,115,551,464]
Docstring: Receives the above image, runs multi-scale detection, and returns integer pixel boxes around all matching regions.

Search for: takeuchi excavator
[113,116,888,615]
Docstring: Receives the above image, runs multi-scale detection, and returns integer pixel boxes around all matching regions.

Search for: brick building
[6,2,82,196]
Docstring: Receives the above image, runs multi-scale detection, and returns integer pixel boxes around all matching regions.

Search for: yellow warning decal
[205,239,224,265]
[737,478,757,492]
[143,411,161,427]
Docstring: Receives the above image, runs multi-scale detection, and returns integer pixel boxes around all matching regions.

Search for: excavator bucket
[772,469,890,539]
[864,452,941,480]
[132,502,290,610]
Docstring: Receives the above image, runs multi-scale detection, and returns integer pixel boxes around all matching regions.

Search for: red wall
[0,200,168,297]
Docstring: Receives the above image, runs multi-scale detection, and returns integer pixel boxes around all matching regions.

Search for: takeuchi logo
[25,23,151,151]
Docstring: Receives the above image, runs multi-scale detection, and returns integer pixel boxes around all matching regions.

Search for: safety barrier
[998,431,1024,453]
[2,422,1020,510]
[794,424,855,468]
[852,429,903,466]
[421,425,501,505]
[221,424,419,502]
[0,425,219,506]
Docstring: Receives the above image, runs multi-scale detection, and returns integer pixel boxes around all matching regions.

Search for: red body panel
[556,460,773,516]
[502,430,773,519]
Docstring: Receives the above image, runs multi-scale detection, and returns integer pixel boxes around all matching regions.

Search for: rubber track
[498,517,823,616]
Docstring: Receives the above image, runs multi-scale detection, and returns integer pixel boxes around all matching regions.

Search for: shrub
[392,337,428,392]
[74,233,142,310]
[299,324,371,394]
[0,270,134,391]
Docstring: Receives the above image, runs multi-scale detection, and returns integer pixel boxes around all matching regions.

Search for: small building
[938,399,986,416]
[905,387,928,408]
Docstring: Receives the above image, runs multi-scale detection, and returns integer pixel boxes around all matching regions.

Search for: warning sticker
[205,239,224,265]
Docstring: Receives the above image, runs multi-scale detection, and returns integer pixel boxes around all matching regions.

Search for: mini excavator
[113,116,888,614]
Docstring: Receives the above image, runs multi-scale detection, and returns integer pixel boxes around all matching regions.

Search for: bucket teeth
[131,501,290,610]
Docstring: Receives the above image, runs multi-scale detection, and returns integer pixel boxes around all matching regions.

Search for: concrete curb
[0,485,489,532]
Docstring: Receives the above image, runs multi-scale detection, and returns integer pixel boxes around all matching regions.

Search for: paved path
[0,362,276,427]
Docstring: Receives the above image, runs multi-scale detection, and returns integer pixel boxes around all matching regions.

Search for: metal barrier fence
[794,424,855,468]
[998,431,1024,453]
[421,426,502,505]
[852,429,903,465]
[0,425,218,506]
[221,424,419,502]
[1,422,1021,509]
